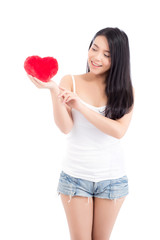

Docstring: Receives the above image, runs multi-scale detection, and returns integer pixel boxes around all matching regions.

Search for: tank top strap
[71,75,76,93]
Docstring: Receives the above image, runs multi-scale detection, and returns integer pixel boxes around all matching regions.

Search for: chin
[89,68,107,76]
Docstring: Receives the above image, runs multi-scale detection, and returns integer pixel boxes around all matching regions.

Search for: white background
[0,0,159,239]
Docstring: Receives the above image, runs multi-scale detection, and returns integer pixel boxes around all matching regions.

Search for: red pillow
[24,55,58,82]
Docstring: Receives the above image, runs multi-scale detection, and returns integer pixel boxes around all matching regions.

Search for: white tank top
[61,75,127,182]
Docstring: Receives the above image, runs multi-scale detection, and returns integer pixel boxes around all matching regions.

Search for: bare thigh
[92,196,126,240]
[60,193,94,240]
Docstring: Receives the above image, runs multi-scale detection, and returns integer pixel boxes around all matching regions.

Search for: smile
[91,61,102,67]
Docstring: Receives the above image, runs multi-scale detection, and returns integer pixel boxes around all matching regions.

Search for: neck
[87,72,107,85]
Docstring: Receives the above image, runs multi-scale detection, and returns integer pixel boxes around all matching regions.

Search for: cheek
[104,59,111,68]
[88,50,93,61]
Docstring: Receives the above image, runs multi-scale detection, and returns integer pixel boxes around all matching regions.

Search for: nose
[94,52,102,62]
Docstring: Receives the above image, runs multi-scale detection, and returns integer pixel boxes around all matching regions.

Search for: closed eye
[92,48,110,57]
[104,54,110,58]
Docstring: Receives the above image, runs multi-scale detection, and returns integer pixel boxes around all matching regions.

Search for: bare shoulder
[58,73,90,92]
[74,73,89,80]
[59,74,73,91]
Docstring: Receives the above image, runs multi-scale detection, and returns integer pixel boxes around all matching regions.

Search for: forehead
[93,35,110,51]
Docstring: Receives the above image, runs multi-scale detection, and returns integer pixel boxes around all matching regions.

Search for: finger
[27,75,42,84]
[64,95,71,102]
[30,75,48,88]
[27,74,34,80]
[33,77,52,89]
[63,94,69,102]
[27,74,36,81]
[58,90,69,98]
[59,86,65,90]
[33,77,43,84]
[27,74,42,88]
[63,93,73,103]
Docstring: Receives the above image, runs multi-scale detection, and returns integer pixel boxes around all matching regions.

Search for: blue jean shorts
[57,171,129,203]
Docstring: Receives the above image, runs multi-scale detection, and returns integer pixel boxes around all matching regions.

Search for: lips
[91,61,102,67]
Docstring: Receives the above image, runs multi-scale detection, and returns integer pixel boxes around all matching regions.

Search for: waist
[65,139,122,151]
[63,141,125,165]
[61,140,126,181]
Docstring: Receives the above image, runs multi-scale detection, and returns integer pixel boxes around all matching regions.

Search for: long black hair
[86,27,134,120]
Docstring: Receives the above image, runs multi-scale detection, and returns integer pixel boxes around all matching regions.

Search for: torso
[71,73,108,108]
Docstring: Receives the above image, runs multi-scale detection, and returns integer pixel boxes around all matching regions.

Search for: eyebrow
[93,43,110,53]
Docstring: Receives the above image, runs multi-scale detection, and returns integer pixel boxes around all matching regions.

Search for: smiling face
[87,35,111,76]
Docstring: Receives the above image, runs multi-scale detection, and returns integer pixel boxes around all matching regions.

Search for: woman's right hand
[27,74,59,93]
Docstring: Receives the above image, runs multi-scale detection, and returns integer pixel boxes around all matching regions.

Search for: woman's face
[88,35,111,76]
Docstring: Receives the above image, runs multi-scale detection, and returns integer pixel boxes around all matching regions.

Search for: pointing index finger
[59,86,65,90]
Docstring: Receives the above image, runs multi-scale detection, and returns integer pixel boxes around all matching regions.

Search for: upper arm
[116,87,135,138]
[58,75,73,120]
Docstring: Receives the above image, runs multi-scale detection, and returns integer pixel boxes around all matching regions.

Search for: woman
[28,27,134,240]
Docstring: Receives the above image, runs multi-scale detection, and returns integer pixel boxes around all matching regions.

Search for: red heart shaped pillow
[24,55,58,82]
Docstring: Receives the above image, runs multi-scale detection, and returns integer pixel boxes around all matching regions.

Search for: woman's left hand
[58,86,83,111]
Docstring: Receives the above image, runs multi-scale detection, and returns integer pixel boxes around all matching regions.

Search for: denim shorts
[57,171,129,203]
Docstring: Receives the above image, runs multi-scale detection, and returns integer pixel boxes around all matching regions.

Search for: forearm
[50,89,73,134]
[79,104,123,139]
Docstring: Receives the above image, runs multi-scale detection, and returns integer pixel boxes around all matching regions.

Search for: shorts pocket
[111,175,128,190]
[60,171,78,184]
[109,175,129,199]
